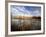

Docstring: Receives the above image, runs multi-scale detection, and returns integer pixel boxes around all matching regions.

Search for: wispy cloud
[11,5,41,16]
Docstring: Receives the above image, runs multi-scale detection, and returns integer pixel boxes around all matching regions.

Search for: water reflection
[11,18,41,31]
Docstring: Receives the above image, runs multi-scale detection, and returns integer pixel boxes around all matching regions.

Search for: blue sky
[11,5,41,16]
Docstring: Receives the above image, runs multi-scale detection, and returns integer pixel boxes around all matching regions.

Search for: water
[11,19,41,31]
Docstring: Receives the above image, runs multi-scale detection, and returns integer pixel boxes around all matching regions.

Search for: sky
[11,5,41,16]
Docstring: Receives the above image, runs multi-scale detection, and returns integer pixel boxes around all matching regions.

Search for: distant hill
[12,16,41,20]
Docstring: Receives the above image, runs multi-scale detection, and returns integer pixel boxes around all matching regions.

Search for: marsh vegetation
[11,16,41,31]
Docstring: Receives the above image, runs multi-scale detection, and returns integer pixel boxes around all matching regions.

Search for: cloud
[31,10,41,16]
[11,6,41,16]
